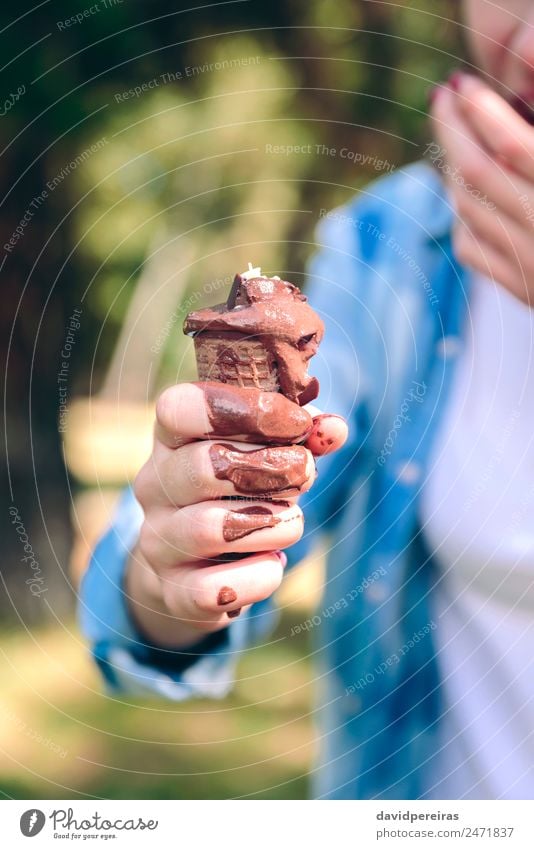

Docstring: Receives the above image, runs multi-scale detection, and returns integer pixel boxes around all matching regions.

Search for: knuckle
[133,463,152,509]
[138,520,161,566]
[159,581,217,628]
[190,586,218,615]
[186,510,219,556]
[177,443,214,498]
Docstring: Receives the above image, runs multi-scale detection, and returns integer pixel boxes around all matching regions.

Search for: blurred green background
[1,0,460,798]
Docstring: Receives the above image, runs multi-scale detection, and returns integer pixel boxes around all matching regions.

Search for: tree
[1,0,459,624]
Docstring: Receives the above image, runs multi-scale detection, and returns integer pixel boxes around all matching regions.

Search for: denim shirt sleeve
[78,487,279,699]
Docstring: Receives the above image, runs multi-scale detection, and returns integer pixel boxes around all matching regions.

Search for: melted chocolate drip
[223,505,280,542]
[202,382,312,444]
[209,443,309,496]
[185,274,324,405]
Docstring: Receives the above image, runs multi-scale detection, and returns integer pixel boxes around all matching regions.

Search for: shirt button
[436,335,461,358]
[396,460,421,485]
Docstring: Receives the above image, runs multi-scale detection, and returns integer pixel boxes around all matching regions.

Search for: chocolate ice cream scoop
[183,265,324,405]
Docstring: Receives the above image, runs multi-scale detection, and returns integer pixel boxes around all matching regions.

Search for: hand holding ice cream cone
[184,264,324,405]
[126,267,347,649]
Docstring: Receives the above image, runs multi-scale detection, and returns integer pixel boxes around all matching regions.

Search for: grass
[0,608,316,800]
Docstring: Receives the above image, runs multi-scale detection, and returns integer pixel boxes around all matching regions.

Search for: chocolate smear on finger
[209,443,309,496]
[202,383,312,444]
[223,505,280,542]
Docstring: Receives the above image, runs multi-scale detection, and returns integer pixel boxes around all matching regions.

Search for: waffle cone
[194,331,279,392]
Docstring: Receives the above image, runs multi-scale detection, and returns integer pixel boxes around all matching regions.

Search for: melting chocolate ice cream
[184,267,324,405]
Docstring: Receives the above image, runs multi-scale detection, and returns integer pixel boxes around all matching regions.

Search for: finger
[431,85,531,226]
[452,180,534,263]
[304,413,348,456]
[136,439,316,507]
[159,551,285,626]
[453,72,534,181]
[450,179,534,302]
[139,500,304,567]
[155,382,313,449]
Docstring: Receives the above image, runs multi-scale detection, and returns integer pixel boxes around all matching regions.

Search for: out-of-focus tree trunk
[1,141,74,625]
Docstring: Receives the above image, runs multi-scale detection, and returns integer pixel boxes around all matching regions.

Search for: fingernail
[217,586,238,606]
[306,414,344,456]
[227,608,241,619]
[448,70,464,93]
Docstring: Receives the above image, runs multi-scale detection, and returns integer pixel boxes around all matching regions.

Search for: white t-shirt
[420,272,534,800]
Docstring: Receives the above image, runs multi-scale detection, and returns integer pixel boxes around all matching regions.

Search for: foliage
[1,0,462,798]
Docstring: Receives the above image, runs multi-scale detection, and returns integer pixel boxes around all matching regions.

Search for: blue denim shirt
[79,161,471,799]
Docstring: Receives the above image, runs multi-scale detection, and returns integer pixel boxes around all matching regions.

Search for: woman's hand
[126,382,348,648]
[430,72,534,305]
